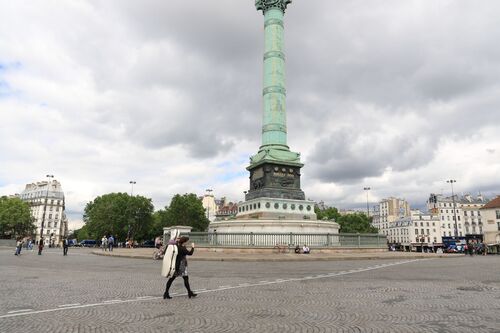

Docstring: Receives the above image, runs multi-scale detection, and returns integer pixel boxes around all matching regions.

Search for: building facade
[374,197,411,237]
[480,196,500,244]
[385,209,442,251]
[215,197,238,220]
[427,193,486,238]
[19,180,68,246]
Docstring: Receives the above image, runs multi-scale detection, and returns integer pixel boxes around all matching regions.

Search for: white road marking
[58,304,81,308]
[0,259,425,319]
[7,309,32,314]
[136,296,154,299]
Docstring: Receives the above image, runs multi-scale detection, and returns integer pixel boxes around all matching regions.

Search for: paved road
[1,248,499,333]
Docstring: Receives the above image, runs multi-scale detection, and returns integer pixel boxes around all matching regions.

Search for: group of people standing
[14,237,69,256]
[464,240,488,256]
[100,235,115,251]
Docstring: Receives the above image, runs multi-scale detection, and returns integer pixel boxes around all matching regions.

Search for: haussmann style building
[19,179,68,246]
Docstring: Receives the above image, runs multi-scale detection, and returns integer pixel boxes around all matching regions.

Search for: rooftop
[481,196,500,209]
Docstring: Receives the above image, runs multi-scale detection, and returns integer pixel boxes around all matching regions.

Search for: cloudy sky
[1,0,500,229]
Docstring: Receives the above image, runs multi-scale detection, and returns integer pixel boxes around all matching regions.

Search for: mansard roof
[481,196,500,209]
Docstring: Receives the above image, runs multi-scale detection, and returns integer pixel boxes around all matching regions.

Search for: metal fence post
[358,234,361,248]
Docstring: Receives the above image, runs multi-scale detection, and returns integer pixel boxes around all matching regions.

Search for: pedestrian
[63,237,69,256]
[155,236,162,249]
[38,238,44,255]
[108,235,114,252]
[468,241,474,256]
[163,236,197,299]
[14,238,22,256]
[27,238,33,251]
[101,236,108,251]
[303,244,310,254]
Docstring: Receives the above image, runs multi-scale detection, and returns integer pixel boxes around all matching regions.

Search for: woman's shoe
[188,292,197,298]
[163,291,172,299]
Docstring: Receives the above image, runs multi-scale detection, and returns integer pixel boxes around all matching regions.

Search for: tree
[156,193,210,232]
[83,193,154,241]
[315,206,340,221]
[0,196,36,239]
[336,213,378,234]
[71,224,90,241]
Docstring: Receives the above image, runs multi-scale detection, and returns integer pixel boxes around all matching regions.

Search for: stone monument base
[208,218,339,234]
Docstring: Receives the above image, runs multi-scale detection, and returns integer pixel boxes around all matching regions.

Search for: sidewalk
[91,248,456,261]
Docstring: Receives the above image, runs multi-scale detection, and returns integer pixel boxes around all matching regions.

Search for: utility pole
[363,187,371,217]
[446,180,458,239]
[40,174,54,249]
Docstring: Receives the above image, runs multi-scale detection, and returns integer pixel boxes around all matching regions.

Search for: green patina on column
[250,0,301,169]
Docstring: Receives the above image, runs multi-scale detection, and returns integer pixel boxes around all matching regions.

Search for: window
[421,229,424,234]
[464,211,467,216]
[54,222,57,228]
[496,210,500,219]
[426,222,429,227]
[432,222,435,226]
[415,229,418,235]
[471,211,475,216]
[426,229,429,235]
[497,222,500,231]
[458,216,460,221]
[448,224,451,229]
[441,216,444,221]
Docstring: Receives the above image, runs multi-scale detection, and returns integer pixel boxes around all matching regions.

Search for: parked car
[141,240,155,248]
[79,240,97,247]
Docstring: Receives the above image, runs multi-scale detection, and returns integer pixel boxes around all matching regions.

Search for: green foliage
[83,193,154,241]
[0,196,36,238]
[315,206,340,221]
[72,224,91,241]
[315,205,377,234]
[337,213,378,234]
[156,193,210,232]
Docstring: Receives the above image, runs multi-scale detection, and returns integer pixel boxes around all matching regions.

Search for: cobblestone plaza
[1,248,499,332]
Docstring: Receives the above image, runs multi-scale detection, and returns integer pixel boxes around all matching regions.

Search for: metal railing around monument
[164,232,386,248]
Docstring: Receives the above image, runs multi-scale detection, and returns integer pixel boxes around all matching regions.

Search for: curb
[91,250,456,262]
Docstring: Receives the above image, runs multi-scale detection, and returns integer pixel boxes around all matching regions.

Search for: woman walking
[163,236,197,299]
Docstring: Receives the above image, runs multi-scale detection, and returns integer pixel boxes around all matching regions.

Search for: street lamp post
[40,174,54,249]
[446,180,459,239]
[363,187,371,217]
[129,181,136,196]
[127,181,136,242]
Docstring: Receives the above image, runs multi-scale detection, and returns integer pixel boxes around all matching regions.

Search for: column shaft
[261,8,288,149]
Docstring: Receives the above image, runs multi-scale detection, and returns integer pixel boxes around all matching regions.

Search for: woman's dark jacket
[175,245,194,271]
